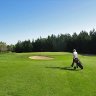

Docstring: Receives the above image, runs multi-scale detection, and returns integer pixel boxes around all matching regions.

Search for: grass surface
[0,52,96,96]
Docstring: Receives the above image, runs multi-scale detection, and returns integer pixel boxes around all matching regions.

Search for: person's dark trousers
[71,58,78,68]
[71,58,75,67]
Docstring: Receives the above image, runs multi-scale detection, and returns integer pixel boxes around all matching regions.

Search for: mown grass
[0,52,96,96]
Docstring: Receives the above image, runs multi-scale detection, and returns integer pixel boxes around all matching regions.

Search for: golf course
[0,52,96,96]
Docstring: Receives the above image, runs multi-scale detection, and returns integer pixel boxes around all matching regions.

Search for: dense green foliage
[0,52,96,96]
[0,42,8,52]
[1,29,96,54]
[13,29,96,54]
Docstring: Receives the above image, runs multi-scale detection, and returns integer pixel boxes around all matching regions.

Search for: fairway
[0,52,96,96]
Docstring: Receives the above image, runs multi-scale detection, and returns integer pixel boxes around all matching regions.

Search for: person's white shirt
[73,51,78,59]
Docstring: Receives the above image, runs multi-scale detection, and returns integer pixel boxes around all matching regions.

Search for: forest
[0,29,96,54]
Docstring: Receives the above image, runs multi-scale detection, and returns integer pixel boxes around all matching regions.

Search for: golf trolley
[71,58,83,70]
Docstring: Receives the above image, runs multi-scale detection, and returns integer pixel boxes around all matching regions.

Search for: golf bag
[71,58,83,69]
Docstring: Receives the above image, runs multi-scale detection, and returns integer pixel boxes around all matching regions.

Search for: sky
[0,0,96,45]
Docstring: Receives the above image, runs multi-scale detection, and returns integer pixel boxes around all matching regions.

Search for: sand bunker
[29,56,53,60]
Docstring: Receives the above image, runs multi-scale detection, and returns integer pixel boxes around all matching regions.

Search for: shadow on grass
[46,66,81,71]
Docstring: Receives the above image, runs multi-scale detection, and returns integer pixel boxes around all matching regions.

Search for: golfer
[71,49,78,68]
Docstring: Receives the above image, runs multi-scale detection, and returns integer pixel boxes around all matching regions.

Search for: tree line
[0,29,96,54]
[0,41,14,53]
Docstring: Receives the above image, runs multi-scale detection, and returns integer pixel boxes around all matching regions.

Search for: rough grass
[0,52,96,96]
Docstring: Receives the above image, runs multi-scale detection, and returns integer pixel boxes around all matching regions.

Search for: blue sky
[0,0,96,44]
